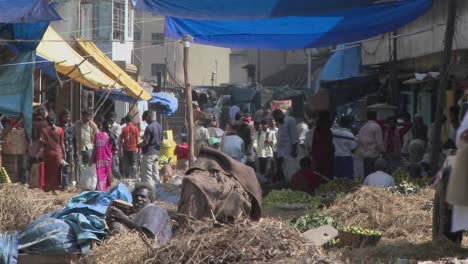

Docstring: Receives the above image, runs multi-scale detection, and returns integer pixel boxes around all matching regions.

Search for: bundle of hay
[0,184,77,232]
[325,186,434,243]
[146,218,332,264]
[79,230,149,264]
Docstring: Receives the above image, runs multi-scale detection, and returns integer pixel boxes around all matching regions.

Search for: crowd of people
[194,103,465,193]
[9,99,463,195]
[24,106,164,192]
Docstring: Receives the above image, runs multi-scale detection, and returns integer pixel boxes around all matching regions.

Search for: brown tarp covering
[178,147,262,221]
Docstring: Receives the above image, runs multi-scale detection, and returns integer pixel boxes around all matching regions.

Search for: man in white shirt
[363,158,395,187]
[333,116,357,179]
[358,111,385,176]
[273,109,299,184]
[254,119,276,176]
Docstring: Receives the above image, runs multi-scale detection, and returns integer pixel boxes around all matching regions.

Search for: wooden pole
[391,31,399,106]
[183,35,195,165]
[430,0,457,169]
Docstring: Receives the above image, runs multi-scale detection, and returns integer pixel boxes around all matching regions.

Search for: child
[174,134,189,173]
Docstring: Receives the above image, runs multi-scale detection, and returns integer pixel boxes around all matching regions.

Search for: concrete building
[133,13,231,87]
[229,49,329,89]
[360,0,468,123]
[51,0,139,120]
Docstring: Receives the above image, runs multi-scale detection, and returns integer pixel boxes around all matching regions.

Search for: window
[134,32,141,41]
[151,33,164,45]
[113,0,125,41]
[151,63,166,76]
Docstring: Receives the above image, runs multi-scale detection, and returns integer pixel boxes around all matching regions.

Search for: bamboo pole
[183,35,195,165]
[430,0,457,169]
[431,0,458,241]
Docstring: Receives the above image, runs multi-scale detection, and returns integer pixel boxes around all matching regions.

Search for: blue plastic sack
[18,215,77,254]
[0,234,18,264]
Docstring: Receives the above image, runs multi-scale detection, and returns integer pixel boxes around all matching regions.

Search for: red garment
[290,167,320,194]
[40,126,64,191]
[311,126,334,181]
[120,123,140,151]
[382,122,411,154]
[174,143,189,159]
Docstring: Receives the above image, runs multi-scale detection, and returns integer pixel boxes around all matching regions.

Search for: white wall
[230,53,249,84]
[134,13,231,86]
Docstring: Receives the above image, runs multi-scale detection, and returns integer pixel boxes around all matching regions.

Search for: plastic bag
[78,164,97,191]
[0,234,18,264]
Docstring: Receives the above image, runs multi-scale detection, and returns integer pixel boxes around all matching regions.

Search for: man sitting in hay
[178,147,262,223]
[107,183,172,244]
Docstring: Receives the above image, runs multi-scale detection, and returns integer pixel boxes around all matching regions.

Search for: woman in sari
[311,111,335,182]
[40,114,65,191]
[93,120,116,191]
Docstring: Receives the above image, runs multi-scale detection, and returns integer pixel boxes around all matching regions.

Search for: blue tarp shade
[0,20,52,138]
[149,92,179,116]
[0,51,35,138]
[0,0,61,23]
[165,0,432,50]
[35,55,58,80]
[318,45,378,106]
[319,45,362,83]
[93,89,136,104]
[133,0,379,20]
[93,89,179,116]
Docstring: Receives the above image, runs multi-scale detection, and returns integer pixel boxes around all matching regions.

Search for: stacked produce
[318,178,362,194]
[290,212,338,232]
[323,238,339,249]
[263,189,321,209]
[158,155,170,169]
[391,167,432,194]
[339,226,382,248]
[0,167,11,184]
[392,167,432,187]
[341,226,382,236]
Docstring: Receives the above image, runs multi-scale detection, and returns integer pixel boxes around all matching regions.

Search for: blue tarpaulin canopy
[0,8,58,137]
[165,0,432,50]
[0,0,61,23]
[133,0,381,20]
[92,89,179,116]
[319,45,362,83]
[317,45,379,106]
[149,92,179,116]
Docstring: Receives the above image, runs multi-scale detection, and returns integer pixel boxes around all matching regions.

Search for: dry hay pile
[78,230,149,264]
[81,218,336,264]
[148,218,332,264]
[325,186,434,243]
[0,184,77,232]
[321,186,468,262]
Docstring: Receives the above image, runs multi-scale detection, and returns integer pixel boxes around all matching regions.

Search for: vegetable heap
[290,212,338,232]
[318,178,362,193]
[341,226,382,236]
[0,167,11,184]
[263,189,321,209]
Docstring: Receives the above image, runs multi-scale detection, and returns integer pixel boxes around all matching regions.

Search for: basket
[338,230,381,248]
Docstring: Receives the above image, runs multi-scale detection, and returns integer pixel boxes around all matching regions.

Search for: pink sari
[94,132,112,191]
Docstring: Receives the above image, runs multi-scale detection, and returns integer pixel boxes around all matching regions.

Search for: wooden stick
[430,0,457,169]
[183,35,195,165]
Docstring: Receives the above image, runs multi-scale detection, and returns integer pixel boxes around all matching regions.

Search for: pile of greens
[290,212,338,232]
[263,189,321,209]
